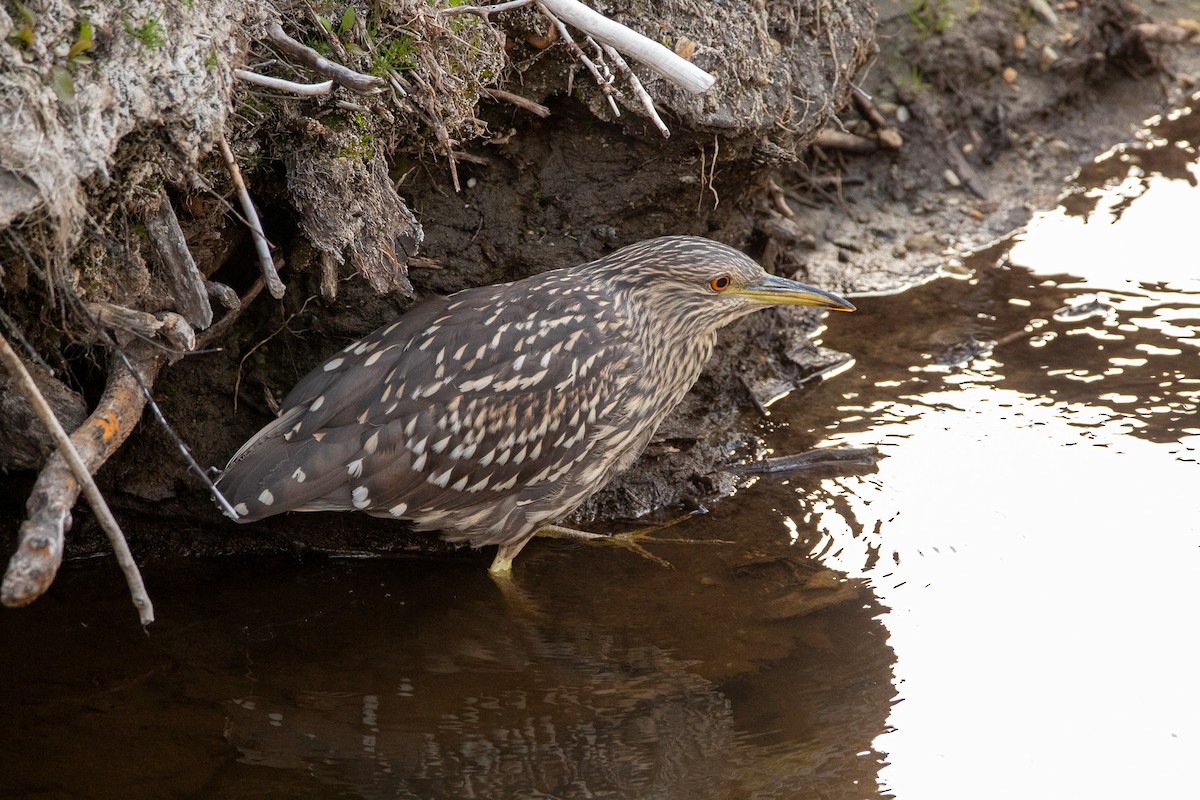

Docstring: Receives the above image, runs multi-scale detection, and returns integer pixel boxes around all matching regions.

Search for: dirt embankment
[0,0,1197,567]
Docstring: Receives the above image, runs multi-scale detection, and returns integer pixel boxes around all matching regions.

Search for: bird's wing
[217,280,639,532]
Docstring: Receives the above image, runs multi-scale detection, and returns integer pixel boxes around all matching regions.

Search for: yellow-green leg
[528,512,728,569]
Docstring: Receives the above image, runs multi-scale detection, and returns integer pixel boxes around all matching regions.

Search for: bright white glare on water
[801,122,1200,799]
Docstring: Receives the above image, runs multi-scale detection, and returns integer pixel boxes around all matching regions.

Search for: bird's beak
[735,274,856,312]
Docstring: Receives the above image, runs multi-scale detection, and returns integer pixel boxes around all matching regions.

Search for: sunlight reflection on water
[790,99,1200,799]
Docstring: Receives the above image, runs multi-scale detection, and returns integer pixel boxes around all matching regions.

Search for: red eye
[710,275,731,292]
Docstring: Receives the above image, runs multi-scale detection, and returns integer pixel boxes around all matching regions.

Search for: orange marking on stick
[96,410,121,445]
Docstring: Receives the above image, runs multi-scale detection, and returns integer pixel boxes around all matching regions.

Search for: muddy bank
[1,0,1198,571]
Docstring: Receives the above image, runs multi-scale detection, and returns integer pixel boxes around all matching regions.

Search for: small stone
[803,570,842,591]
[943,168,962,188]
[877,128,904,149]
[967,208,986,221]
[1002,66,1019,84]
[905,232,939,253]
[1014,32,1027,52]
[1027,0,1059,27]
[1040,45,1059,71]
[466,177,477,189]
[962,142,975,154]
[896,105,911,124]
[1046,139,1072,158]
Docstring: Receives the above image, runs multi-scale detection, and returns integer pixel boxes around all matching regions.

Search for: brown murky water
[2,101,1197,799]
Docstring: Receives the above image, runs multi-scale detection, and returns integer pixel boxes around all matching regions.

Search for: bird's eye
[710,275,732,292]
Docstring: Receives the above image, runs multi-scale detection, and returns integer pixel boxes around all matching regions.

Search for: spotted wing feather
[218,277,639,545]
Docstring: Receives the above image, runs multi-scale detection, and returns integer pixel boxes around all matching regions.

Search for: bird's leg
[489,537,531,578]
[533,512,729,569]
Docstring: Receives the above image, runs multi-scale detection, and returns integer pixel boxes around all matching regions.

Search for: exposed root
[233,68,334,96]
[143,191,214,330]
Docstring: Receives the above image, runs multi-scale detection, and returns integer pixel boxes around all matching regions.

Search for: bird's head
[588,236,855,336]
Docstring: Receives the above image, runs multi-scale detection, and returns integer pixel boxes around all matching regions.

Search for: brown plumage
[216,236,854,574]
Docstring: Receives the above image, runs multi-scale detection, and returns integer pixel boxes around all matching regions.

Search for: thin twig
[265,21,385,95]
[217,133,284,299]
[234,68,334,96]
[538,3,620,117]
[484,87,552,118]
[0,333,154,626]
[110,347,240,521]
[600,43,668,137]
[439,0,535,19]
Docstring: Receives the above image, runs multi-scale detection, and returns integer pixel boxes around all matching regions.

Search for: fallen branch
[0,336,157,625]
[265,21,385,95]
[536,0,714,94]
[217,133,285,299]
[234,68,334,96]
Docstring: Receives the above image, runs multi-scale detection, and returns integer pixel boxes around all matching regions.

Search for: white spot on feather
[352,486,370,508]
[310,396,324,412]
[233,502,249,516]
[364,350,384,367]
[258,489,274,506]
[451,475,469,492]
[292,468,306,483]
[412,452,427,471]
[389,502,408,517]
[347,459,364,478]
[364,431,380,454]
[428,468,453,488]
[324,357,344,371]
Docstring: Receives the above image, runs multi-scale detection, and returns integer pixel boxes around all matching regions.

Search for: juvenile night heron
[217,236,854,575]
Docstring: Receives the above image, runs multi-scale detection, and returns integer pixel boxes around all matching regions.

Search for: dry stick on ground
[265,21,385,95]
[217,133,285,299]
[0,335,157,625]
[233,68,334,96]
[484,87,552,118]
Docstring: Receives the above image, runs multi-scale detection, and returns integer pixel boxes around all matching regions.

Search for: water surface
[2,101,1197,799]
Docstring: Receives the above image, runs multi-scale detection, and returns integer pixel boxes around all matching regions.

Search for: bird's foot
[534,511,729,569]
